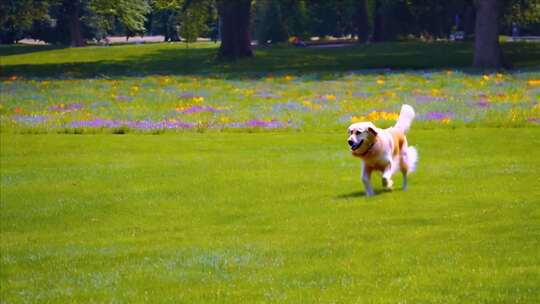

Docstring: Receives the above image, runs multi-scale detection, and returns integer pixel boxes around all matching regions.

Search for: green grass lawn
[1,129,539,303]
[1,41,540,302]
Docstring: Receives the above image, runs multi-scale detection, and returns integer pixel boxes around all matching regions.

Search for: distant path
[306,43,356,48]
[17,36,214,45]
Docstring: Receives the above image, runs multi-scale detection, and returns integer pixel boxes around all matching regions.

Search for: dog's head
[347,122,378,156]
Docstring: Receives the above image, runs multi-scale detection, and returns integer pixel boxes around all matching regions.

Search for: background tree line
[1,0,539,67]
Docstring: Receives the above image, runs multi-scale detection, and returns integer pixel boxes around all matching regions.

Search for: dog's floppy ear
[367,127,378,137]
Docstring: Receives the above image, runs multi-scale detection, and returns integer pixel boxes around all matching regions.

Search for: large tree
[60,0,85,46]
[354,0,370,42]
[473,0,504,68]
[216,0,253,60]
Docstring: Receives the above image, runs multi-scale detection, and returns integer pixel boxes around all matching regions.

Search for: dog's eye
[355,130,361,135]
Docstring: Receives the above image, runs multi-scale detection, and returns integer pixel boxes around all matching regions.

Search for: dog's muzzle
[348,139,363,151]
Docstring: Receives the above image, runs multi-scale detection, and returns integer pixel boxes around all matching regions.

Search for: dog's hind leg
[402,170,408,191]
[382,162,394,190]
[362,163,375,196]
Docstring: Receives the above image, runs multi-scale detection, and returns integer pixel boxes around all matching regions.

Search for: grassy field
[1,42,540,302]
[1,130,539,303]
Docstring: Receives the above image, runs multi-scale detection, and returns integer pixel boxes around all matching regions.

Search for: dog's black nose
[348,140,354,146]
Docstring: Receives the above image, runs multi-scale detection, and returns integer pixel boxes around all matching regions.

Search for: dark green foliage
[253,0,289,44]
[501,0,540,35]
[0,0,50,44]
[1,0,150,45]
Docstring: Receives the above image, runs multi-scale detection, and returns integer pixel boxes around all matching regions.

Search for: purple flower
[273,102,302,111]
[227,119,288,129]
[67,119,195,130]
[424,112,454,121]
[254,92,278,99]
[91,101,110,108]
[49,103,84,111]
[68,118,121,128]
[12,115,48,124]
[178,92,199,99]
[476,98,490,108]
[178,105,225,114]
[115,95,133,102]
[415,95,448,103]
[527,118,540,124]
[352,92,369,98]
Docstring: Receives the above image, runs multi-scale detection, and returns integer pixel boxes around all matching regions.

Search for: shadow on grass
[2,42,539,79]
[0,44,66,56]
[336,189,395,199]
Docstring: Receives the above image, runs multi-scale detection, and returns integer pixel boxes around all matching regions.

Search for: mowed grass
[1,129,539,303]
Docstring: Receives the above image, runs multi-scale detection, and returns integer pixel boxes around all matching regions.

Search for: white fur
[404,146,418,173]
[394,104,415,133]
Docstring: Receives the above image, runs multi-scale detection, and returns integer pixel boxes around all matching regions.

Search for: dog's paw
[382,178,393,190]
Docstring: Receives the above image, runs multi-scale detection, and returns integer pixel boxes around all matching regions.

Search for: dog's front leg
[361,164,374,196]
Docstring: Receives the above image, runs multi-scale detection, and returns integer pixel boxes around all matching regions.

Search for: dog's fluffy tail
[404,146,418,173]
[395,104,415,133]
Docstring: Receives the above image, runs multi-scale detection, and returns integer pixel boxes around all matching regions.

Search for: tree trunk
[372,0,384,42]
[66,0,85,47]
[216,0,253,60]
[354,0,370,42]
[473,0,504,68]
[463,0,475,39]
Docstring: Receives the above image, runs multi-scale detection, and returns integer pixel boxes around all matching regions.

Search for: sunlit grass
[1,130,539,302]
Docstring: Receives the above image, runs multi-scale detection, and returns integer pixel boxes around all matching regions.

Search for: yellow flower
[483,75,490,81]
[352,111,399,122]
[528,79,540,86]
[302,100,322,110]
[193,96,204,103]
[376,79,385,85]
[384,91,397,98]
[325,94,336,100]
[131,86,140,92]
[351,115,364,122]
[441,118,451,124]
[284,75,293,81]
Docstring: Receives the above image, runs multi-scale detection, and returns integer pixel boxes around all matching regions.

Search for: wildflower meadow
[2,71,540,133]
[1,42,540,303]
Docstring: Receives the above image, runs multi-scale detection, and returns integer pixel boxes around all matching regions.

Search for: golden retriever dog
[347,104,418,196]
